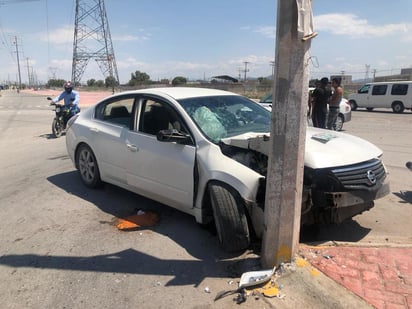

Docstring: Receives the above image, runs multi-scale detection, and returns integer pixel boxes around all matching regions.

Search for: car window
[391,84,408,95]
[178,95,270,143]
[139,98,188,136]
[358,84,370,94]
[95,97,134,128]
[372,85,387,96]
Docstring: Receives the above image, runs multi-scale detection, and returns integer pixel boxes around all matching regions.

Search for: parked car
[260,90,352,131]
[66,87,389,252]
[348,81,412,113]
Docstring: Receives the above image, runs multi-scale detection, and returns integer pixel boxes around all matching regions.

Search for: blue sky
[0,0,411,85]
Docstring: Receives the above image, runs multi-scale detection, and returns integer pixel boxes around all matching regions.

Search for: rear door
[89,95,136,184]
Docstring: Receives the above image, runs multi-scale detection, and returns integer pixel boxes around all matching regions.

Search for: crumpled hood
[221,127,382,169]
[304,127,382,168]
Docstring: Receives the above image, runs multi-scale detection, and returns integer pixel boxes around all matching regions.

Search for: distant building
[374,67,412,82]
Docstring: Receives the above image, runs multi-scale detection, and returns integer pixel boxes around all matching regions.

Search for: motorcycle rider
[50,81,80,124]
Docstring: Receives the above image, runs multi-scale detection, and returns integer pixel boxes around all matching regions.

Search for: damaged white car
[66,87,390,252]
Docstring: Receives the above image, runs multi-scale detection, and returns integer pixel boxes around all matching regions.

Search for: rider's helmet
[64,81,73,93]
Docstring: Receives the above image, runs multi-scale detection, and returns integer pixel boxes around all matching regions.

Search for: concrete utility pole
[261,0,315,268]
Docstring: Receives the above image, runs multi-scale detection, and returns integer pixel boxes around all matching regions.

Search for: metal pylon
[71,0,119,85]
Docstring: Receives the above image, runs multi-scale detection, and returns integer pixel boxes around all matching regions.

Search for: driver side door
[125,96,196,211]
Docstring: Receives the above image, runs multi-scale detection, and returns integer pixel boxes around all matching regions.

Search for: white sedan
[66,87,389,252]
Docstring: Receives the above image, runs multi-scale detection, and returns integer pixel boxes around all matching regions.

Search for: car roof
[111,87,236,100]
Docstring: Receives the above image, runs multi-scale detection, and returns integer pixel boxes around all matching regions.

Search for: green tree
[172,76,187,86]
[105,76,118,88]
[87,79,96,87]
[47,79,66,88]
[128,70,151,86]
[95,80,105,87]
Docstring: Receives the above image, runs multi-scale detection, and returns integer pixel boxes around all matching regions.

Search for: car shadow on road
[28,170,262,286]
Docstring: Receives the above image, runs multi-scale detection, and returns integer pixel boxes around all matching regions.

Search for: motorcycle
[47,97,71,138]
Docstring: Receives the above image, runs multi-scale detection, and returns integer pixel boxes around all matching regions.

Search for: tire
[349,100,357,111]
[392,102,404,113]
[208,182,250,252]
[52,118,63,138]
[334,114,344,131]
[366,107,374,111]
[76,144,102,188]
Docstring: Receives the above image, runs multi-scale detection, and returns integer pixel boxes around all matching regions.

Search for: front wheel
[392,102,404,113]
[52,118,63,138]
[76,144,102,188]
[208,182,250,252]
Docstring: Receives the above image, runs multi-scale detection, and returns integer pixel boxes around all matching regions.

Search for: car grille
[331,159,386,188]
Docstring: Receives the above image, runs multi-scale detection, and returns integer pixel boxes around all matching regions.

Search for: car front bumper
[320,178,390,223]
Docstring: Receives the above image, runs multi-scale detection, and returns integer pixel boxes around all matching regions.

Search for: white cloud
[39,25,74,44]
[254,26,276,39]
[241,25,275,39]
[314,14,410,38]
[112,34,149,42]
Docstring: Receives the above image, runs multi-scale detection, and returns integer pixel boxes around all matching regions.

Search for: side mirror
[157,129,191,144]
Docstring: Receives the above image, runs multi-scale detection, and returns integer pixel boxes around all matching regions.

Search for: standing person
[50,81,80,124]
[327,77,343,130]
[311,77,329,128]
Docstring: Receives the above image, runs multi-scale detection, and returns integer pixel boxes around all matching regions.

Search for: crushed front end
[219,132,390,234]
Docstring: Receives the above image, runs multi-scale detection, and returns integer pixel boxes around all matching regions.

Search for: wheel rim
[79,148,96,183]
[393,104,403,113]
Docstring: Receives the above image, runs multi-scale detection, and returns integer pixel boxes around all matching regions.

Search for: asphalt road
[0,90,411,308]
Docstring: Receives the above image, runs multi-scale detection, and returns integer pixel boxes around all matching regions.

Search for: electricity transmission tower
[72,0,119,86]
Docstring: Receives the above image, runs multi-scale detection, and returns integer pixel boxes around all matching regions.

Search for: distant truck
[348,81,412,113]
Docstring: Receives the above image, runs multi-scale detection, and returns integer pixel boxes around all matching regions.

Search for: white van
[348,81,412,113]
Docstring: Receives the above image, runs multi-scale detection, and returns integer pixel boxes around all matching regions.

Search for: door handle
[126,143,138,152]
[90,127,99,133]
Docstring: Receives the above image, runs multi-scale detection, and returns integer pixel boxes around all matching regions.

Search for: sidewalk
[299,243,412,309]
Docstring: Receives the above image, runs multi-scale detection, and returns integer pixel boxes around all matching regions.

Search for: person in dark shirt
[311,77,330,128]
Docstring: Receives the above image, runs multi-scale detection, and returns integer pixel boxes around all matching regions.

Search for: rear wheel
[392,102,404,113]
[366,107,374,111]
[52,118,63,138]
[76,144,102,188]
[208,182,250,252]
[349,100,357,111]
